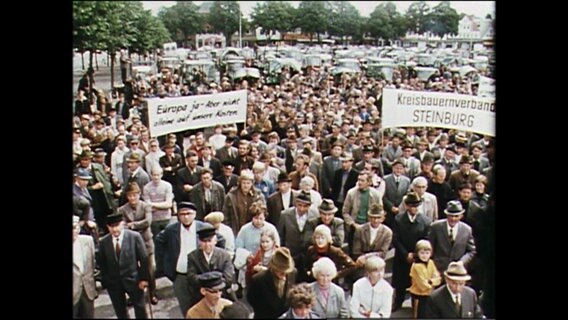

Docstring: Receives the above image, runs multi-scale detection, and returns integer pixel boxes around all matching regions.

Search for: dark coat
[424,285,484,318]
[247,269,297,319]
[266,190,298,227]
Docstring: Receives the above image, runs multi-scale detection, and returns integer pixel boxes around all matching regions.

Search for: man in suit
[159,142,184,193]
[215,160,239,193]
[278,192,317,283]
[428,201,476,276]
[186,271,234,319]
[215,135,238,164]
[321,142,344,199]
[355,145,384,178]
[247,247,298,319]
[97,213,149,319]
[399,176,439,221]
[448,156,480,196]
[119,153,150,206]
[267,173,298,226]
[121,138,147,183]
[434,146,459,182]
[154,202,204,316]
[289,154,319,192]
[176,150,203,203]
[198,142,222,178]
[190,168,226,221]
[382,159,411,228]
[413,139,435,163]
[73,216,97,319]
[424,261,484,318]
[307,199,346,249]
[352,203,393,266]
[77,150,116,233]
[382,134,403,167]
[392,192,432,311]
[186,224,236,308]
[470,145,490,173]
[118,181,158,304]
[330,154,359,217]
[400,143,421,180]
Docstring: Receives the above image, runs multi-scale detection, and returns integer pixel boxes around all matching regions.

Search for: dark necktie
[449,228,454,246]
[395,177,399,189]
[115,237,121,260]
[474,160,480,171]
[455,294,461,315]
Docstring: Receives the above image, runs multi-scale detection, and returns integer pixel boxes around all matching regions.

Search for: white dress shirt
[447,222,457,241]
[369,225,380,244]
[176,222,197,273]
[296,210,308,232]
[281,190,292,210]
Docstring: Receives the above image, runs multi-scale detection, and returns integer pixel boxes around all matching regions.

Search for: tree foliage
[296,1,331,42]
[426,1,459,36]
[367,2,406,42]
[405,1,431,33]
[158,1,202,47]
[251,1,296,41]
[208,1,241,44]
[328,1,362,44]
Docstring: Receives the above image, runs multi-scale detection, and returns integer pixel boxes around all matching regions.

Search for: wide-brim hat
[444,200,465,216]
[367,203,386,217]
[277,172,292,183]
[404,192,422,206]
[269,247,295,274]
[295,191,312,204]
[444,261,471,281]
[318,199,338,214]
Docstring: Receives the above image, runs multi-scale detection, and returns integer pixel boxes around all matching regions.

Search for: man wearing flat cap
[187,223,236,308]
[154,202,205,316]
[119,152,150,206]
[424,261,484,318]
[448,155,480,196]
[97,213,150,319]
[428,200,476,276]
[186,271,234,319]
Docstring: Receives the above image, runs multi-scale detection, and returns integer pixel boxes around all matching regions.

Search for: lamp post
[239,10,242,48]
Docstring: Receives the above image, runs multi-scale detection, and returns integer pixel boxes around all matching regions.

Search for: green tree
[73,1,109,70]
[130,10,171,58]
[405,1,431,33]
[208,1,241,45]
[328,1,362,45]
[367,2,405,44]
[426,1,459,37]
[296,1,331,43]
[158,1,202,47]
[251,1,295,43]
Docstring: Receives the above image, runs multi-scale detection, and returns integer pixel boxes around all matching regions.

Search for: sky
[143,1,495,20]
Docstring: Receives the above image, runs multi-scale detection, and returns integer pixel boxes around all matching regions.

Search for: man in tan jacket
[73,216,97,318]
[186,271,233,319]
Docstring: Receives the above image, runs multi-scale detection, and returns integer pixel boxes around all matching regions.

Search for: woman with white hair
[300,176,322,213]
[309,257,348,318]
[350,256,394,318]
[305,225,357,283]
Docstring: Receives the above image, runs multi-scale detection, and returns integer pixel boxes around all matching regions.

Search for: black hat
[277,172,292,183]
[222,160,235,167]
[403,192,422,206]
[295,191,312,204]
[197,223,217,240]
[106,213,124,225]
[178,202,197,212]
[362,145,374,153]
[197,271,225,290]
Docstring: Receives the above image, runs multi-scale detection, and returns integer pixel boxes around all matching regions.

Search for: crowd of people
[73,48,495,319]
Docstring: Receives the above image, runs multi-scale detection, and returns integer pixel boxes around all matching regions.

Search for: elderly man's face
[446,277,467,295]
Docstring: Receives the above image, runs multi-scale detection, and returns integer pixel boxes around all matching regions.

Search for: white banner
[147,90,247,137]
[478,76,495,98]
[382,89,495,136]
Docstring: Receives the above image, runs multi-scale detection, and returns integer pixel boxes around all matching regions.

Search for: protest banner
[382,88,495,136]
[147,90,247,137]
